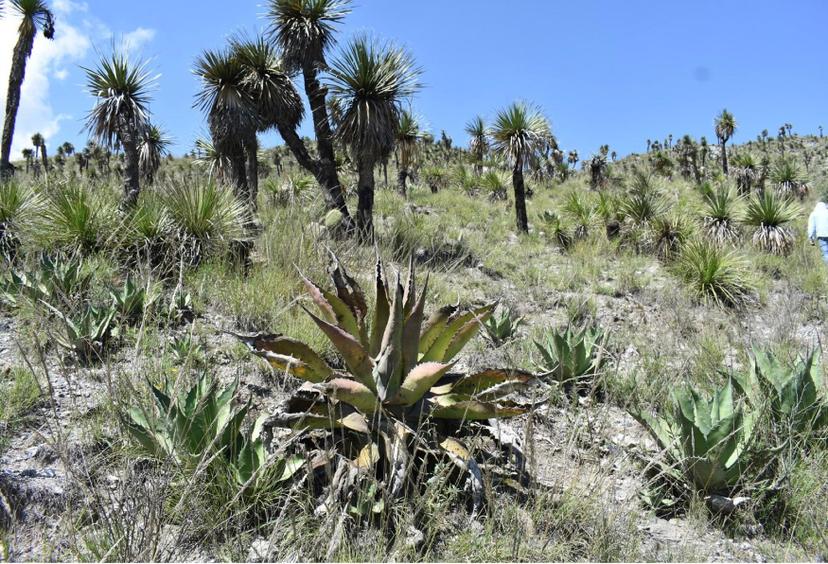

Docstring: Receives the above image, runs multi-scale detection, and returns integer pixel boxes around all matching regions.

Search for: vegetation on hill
[1,0,828,561]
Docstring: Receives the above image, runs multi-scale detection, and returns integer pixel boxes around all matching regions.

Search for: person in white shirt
[807,199,828,263]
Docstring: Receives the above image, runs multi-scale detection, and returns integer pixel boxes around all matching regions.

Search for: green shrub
[674,238,756,308]
[742,190,799,255]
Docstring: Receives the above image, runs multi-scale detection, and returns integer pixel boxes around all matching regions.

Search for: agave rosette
[239,254,537,433]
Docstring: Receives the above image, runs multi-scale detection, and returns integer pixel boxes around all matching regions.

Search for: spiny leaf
[394,361,454,406]
[237,333,332,382]
[304,306,374,388]
[374,275,404,401]
[369,258,390,357]
[319,377,379,413]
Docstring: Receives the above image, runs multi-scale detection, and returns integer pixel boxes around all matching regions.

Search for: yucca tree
[395,109,421,198]
[83,51,155,207]
[21,148,33,173]
[567,149,578,168]
[231,35,304,207]
[193,48,255,201]
[266,0,353,225]
[490,102,551,233]
[465,115,488,175]
[327,35,421,241]
[138,124,171,184]
[60,141,74,157]
[30,132,47,172]
[714,109,736,175]
[0,0,55,177]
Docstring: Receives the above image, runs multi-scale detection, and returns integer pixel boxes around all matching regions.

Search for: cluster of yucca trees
[191,0,422,242]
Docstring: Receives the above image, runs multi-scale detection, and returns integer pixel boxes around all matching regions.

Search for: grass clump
[674,238,756,308]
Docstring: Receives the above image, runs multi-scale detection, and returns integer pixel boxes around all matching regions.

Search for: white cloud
[52,0,89,15]
[122,27,156,55]
[0,14,92,157]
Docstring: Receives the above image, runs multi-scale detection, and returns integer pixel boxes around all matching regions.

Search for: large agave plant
[238,254,538,511]
[734,349,828,435]
[631,379,759,506]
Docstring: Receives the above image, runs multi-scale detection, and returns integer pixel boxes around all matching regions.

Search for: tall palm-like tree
[21,148,33,173]
[465,115,487,175]
[194,48,256,200]
[83,51,155,207]
[327,35,421,241]
[714,109,736,175]
[567,149,579,168]
[30,132,46,171]
[266,0,352,224]
[231,35,304,207]
[395,109,421,198]
[138,124,171,184]
[0,0,55,177]
[489,102,551,233]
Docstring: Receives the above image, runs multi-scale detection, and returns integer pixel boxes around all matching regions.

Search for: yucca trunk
[0,27,36,176]
[301,63,352,224]
[40,143,49,173]
[120,128,141,208]
[356,157,376,243]
[244,134,259,210]
[721,139,729,175]
[512,158,529,233]
[397,168,408,198]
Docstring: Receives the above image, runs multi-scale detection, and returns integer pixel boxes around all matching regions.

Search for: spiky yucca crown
[239,253,537,432]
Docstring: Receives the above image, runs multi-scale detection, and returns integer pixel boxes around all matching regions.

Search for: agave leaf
[122,409,167,458]
[354,442,381,470]
[394,361,454,406]
[239,333,332,382]
[419,304,457,356]
[373,276,404,402]
[402,255,417,316]
[302,272,361,339]
[429,394,527,420]
[402,273,429,376]
[329,253,368,344]
[299,272,338,324]
[304,307,374,388]
[443,303,496,362]
[446,368,534,398]
[369,258,390,357]
[319,378,379,413]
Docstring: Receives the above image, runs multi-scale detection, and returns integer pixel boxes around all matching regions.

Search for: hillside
[0,128,827,562]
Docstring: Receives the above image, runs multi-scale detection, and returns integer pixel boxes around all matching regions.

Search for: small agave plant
[631,379,758,512]
[238,254,538,512]
[483,306,524,346]
[46,303,118,363]
[734,349,828,435]
[123,374,303,490]
[110,275,159,324]
[534,325,606,395]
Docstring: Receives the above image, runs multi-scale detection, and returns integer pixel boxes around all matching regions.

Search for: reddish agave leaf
[443,303,496,362]
[428,394,528,420]
[445,368,535,398]
[419,304,457,355]
[241,333,332,382]
[393,361,454,406]
[303,307,374,388]
[374,276,404,402]
[329,253,368,338]
[321,378,379,413]
[402,273,429,376]
[299,272,337,323]
[275,397,370,433]
[402,255,417,316]
[369,258,390,357]
[421,304,494,363]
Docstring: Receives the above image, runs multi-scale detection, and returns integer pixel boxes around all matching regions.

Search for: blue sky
[2,0,826,159]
